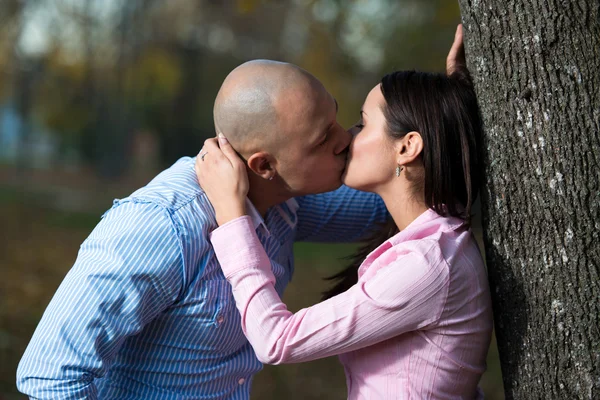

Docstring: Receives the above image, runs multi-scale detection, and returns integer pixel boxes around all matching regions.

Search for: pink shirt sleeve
[210,216,449,364]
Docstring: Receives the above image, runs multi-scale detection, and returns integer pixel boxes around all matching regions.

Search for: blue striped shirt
[17,157,388,399]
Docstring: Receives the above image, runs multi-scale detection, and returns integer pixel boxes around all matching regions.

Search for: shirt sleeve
[210,216,449,364]
[294,185,389,243]
[16,201,185,399]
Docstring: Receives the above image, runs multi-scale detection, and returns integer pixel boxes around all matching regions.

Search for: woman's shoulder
[384,222,480,276]
[362,237,450,285]
[362,211,481,281]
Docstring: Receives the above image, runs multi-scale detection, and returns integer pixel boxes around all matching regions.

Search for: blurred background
[0,0,503,398]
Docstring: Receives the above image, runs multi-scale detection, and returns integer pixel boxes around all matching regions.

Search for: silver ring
[200,152,208,161]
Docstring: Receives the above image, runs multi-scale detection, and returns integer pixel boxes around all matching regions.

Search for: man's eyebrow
[360,110,368,117]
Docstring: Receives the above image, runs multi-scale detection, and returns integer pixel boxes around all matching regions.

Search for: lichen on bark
[458,0,600,398]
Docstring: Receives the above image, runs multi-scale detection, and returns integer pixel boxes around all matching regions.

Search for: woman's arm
[211,215,449,364]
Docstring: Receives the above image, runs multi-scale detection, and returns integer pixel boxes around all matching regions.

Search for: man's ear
[247,152,276,180]
[396,131,424,165]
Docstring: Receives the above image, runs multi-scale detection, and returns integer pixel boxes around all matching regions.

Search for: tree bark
[457,0,599,398]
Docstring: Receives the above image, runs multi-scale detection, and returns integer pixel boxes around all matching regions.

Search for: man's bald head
[213,60,322,156]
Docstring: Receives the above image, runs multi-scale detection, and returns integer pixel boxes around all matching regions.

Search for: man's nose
[333,124,352,155]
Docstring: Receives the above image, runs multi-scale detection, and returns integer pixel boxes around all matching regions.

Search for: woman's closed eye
[353,120,364,130]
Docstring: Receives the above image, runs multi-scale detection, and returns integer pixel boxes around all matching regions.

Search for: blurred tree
[459,0,599,398]
[10,0,43,173]
[0,0,25,100]
[0,0,462,177]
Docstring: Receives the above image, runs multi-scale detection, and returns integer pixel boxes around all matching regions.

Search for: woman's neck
[378,187,429,232]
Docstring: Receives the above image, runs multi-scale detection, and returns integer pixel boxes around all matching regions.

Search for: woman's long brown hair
[322,66,482,301]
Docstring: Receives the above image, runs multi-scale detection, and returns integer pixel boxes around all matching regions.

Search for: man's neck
[247,180,292,218]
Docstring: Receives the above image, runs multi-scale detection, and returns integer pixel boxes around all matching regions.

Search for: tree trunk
[457,1,599,398]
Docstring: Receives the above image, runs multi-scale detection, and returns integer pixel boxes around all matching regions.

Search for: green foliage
[125,48,183,109]
[0,0,465,172]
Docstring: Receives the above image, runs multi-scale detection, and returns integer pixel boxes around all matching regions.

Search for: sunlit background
[0,1,503,399]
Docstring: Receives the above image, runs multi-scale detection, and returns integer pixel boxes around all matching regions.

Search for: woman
[197,66,493,399]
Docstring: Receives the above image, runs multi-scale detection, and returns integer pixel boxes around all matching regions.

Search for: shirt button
[216,315,224,324]
[238,378,246,385]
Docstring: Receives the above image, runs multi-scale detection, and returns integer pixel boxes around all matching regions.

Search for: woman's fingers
[217,133,245,168]
[194,134,249,226]
[446,24,465,75]
[201,138,228,162]
[198,138,233,171]
[196,138,224,180]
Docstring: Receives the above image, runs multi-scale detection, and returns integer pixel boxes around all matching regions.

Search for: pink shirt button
[238,378,245,385]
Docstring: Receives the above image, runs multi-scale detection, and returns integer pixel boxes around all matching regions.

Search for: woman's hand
[195,134,249,226]
[446,24,465,75]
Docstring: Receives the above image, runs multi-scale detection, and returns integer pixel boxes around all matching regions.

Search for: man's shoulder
[127,157,207,212]
[108,157,216,234]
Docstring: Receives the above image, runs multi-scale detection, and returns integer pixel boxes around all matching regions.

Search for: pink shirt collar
[359,209,464,277]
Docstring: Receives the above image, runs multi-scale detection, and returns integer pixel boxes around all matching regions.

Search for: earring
[395,165,403,177]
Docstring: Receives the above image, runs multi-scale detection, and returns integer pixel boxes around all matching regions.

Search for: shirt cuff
[210,216,270,279]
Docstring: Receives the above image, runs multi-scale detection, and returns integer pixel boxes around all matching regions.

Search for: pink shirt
[211,209,493,399]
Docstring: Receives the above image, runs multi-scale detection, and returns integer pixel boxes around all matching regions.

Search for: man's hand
[446,24,465,75]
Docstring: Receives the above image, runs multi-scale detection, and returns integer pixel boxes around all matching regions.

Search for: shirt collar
[245,197,300,238]
[387,208,465,246]
[245,198,270,238]
[358,209,464,277]
[285,198,299,214]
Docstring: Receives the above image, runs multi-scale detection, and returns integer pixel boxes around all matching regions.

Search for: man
[17,27,465,399]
